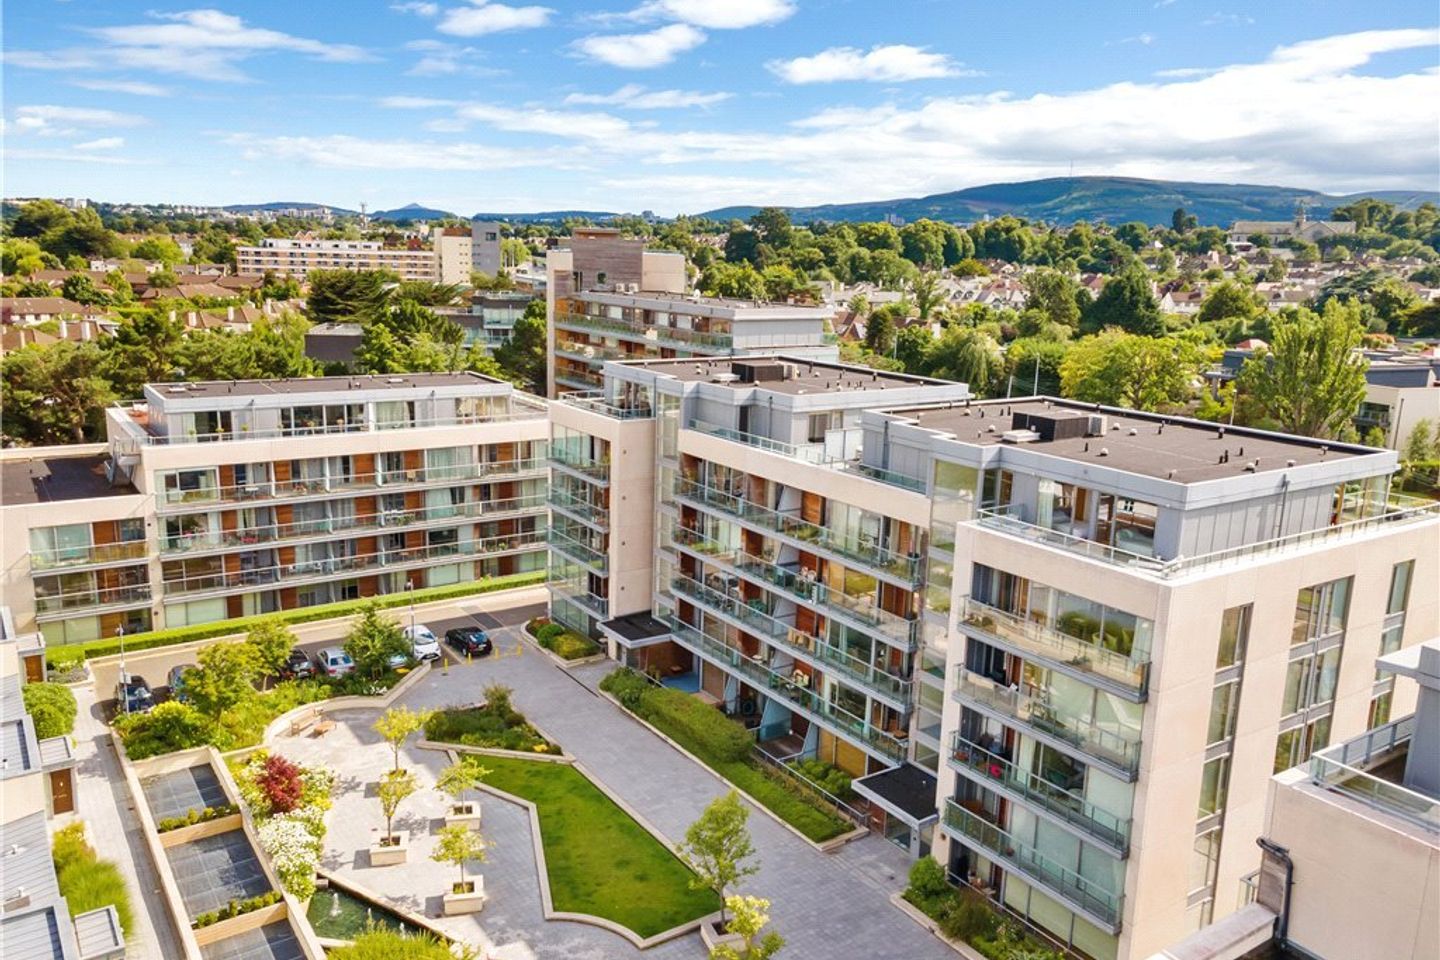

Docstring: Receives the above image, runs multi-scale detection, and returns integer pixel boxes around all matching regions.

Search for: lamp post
[117,625,127,714]
[406,580,416,634]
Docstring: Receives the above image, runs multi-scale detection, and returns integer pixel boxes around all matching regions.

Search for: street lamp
[406,580,416,634]
[116,625,127,714]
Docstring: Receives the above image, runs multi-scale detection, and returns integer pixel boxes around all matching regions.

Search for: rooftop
[621,356,951,396]
[600,612,671,642]
[883,397,1375,484]
[574,289,832,317]
[143,371,501,399]
[853,763,939,824]
[0,454,135,506]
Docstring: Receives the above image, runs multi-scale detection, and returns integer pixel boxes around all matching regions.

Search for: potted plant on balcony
[369,769,415,866]
[432,824,488,915]
[435,759,487,830]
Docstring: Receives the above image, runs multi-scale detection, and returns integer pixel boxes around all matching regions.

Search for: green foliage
[114,701,216,759]
[305,269,395,325]
[1023,269,1082,330]
[373,705,431,771]
[680,792,758,922]
[493,300,547,392]
[156,804,239,833]
[904,857,950,907]
[864,308,898,356]
[424,690,557,753]
[1,340,116,443]
[130,236,185,264]
[190,891,282,929]
[711,895,785,960]
[703,261,768,299]
[52,823,135,937]
[326,929,454,960]
[377,769,417,838]
[435,759,489,805]
[924,326,1004,395]
[1197,279,1262,325]
[246,620,296,687]
[1083,268,1162,335]
[21,682,77,739]
[1060,329,1207,411]
[187,640,261,719]
[1235,302,1369,438]
[784,757,852,798]
[528,619,600,659]
[431,823,487,889]
[344,603,412,678]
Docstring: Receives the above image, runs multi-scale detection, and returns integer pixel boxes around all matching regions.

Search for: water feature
[305,885,423,941]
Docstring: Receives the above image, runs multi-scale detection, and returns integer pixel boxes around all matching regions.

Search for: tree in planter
[373,706,431,773]
[435,759,490,816]
[344,603,410,679]
[710,895,784,960]
[376,769,416,846]
[679,792,759,926]
[187,640,261,719]
[431,823,488,894]
[246,620,296,690]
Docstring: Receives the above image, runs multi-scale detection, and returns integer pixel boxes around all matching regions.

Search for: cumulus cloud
[437,1,553,37]
[391,1,439,14]
[69,79,169,96]
[573,23,705,68]
[73,137,126,151]
[563,84,731,108]
[768,44,974,84]
[617,0,794,29]
[223,133,552,171]
[402,39,503,76]
[11,105,146,136]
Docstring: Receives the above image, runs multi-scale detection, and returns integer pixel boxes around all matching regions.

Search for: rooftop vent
[711,372,740,384]
[1001,428,1042,444]
[386,377,405,384]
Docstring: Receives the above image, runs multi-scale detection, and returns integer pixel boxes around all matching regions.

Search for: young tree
[344,603,410,678]
[1403,420,1435,464]
[1197,280,1261,326]
[377,769,417,843]
[372,706,431,773]
[187,641,261,719]
[710,895,785,960]
[246,620,296,690]
[431,823,488,894]
[1060,331,1207,412]
[679,792,759,924]
[435,759,490,814]
[1235,302,1369,438]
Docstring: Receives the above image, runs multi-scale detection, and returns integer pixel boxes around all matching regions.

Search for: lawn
[471,755,718,938]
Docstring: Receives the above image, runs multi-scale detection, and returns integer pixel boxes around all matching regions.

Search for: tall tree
[1,341,116,444]
[305,269,394,325]
[1023,268,1082,330]
[493,301,546,393]
[186,641,260,720]
[1235,302,1369,438]
[1083,268,1163,335]
[863,307,898,357]
[748,208,792,248]
[104,310,187,395]
[909,271,945,320]
[1171,207,1198,233]
[1060,330,1206,411]
[1197,280,1262,326]
[927,327,1003,395]
[679,792,758,925]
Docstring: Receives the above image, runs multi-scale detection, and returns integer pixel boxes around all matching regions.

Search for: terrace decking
[199,923,306,960]
[164,830,272,918]
[143,765,228,822]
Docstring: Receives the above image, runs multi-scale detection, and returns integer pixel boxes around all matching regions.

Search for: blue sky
[3,0,1437,215]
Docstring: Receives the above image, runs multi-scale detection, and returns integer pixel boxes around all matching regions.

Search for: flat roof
[885,397,1372,484]
[601,612,671,642]
[144,371,500,398]
[1,454,135,505]
[622,356,951,396]
[853,763,939,824]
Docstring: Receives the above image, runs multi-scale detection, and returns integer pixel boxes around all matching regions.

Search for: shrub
[938,894,1000,943]
[191,890,282,928]
[114,701,215,760]
[327,929,454,960]
[256,814,322,899]
[787,757,853,798]
[599,667,652,712]
[22,682,77,739]
[423,695,556,754]
[51,824,134,937]
[646,686,752,762]
[904,857,951,911]
[256,754,305,814]
[156,804,239,833]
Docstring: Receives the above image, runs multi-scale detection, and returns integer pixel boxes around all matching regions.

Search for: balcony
[675,478,923,585]
[958,597,1149,700]
[667,618,907,763]
[35,582,153,618]
[941,800,1123,931]
[158,494,548,556]
[554,309,734,352]
[554,367,605,391]
[669,573,912,706]
[952,669,1142,778]
[548,448,611,483]
[29,540,148,572]
[558,391,655,420]
[1309,716,1439,831]
[159,532,544,597]
[684,420,925,496]
[548,579,609,618]
[547,529,608,572]
[949,731,1131,854]
[547,488,610,528]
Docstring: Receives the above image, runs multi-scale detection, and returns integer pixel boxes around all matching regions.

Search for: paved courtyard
[272,593,953,960]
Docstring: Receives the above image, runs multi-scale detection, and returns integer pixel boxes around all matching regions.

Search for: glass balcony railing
[554,309,734,351]
[112,402,548,445]
[941,800,1123,930]
[667,618,907,762]
[975,506,1160,570]
[547,529,608,572]
[669,573,912,704]
[1309,716,1439,831]
[675,478,923,583]
[548,448,611,481]
[554,367,606,390]
[558,391,655,419]
[958,597,1149,698]
[547,488,610,526]
[949,731,1131,852]
[34,582,153,616]
[952,668,1142,775]
[548,579,609,617]
[29,540,148,571]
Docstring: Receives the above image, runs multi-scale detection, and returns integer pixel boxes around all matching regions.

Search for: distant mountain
[470,210,621,223]
[698,177,1440,227]
[370,202,458,222]
[222,201,356,215]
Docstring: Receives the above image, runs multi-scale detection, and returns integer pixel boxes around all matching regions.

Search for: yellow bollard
[443,652,449,675]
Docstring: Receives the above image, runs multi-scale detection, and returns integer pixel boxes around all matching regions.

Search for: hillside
[222,201,356,215]
[371,202,458,221]
[470,209,620,222]
[698,177,1439,227]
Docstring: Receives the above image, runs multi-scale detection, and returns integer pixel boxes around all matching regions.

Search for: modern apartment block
[432,226,473,286]
[234,237,440,280]
[543,228,839,396]
[470,219,502,276]
[543,355,1439,960]
[0,373,549,645]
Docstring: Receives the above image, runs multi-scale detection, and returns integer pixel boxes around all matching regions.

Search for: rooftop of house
[620,356,954,396]
[882,397,1377,484]
[141,371,504,400]
[0,453,135,506]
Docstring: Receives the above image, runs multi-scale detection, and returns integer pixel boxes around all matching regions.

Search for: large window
[1291,577,1352,644]
[30,523,91,563]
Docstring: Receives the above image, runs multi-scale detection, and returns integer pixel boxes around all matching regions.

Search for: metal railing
[1309,716,1438,831]
[28,540,149,571]
[554,308,735,351]
[949,731,1131,852]
[558,391,656,419]
[35,582,153,616]
[958,597,1150,697]
[548,447,611,480]
[953,668,1142,775]
[941,800,1123,929]
[547,488,610,526]
[547,579,610,617]
[675,477,923,583]
[685,420,926,496]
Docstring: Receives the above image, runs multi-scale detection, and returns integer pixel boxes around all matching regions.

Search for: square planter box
[369,833,408,867]
[700,915,744,954]
[444,801,482,830]
[442,878,486,915]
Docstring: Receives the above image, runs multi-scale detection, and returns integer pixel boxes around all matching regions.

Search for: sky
[2,0,1438,216]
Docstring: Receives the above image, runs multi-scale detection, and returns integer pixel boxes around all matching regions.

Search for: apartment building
[543,228,839,396]
[471,219,502,277]
[433,227,473,286]
[235,238,438,281]
[0,373,549,645]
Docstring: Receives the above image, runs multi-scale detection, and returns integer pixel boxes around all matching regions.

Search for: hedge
[22,682,77,739]
[526,618,601,660]
[47,571,546,669]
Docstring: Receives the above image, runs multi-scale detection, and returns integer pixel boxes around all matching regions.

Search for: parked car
[445,627,493,658]
[315,647,354,678]
[403,624,442,661]
[166,664,194,703]
[115,674,156,714]
[279,648,315,681]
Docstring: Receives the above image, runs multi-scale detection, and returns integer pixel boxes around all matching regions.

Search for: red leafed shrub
[256,754,305,813]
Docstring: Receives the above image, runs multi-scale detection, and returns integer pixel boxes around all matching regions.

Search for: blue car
[115,674,155,714]
[167,664,195,703]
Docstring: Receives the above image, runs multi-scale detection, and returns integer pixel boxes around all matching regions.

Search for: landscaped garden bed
[525,616,601,660]
[468,755,718,937]
[599,668,852,843]
[902,858,1065,960]
[231,750,335,900]
[424,684,560,754]
[52,824,134,939]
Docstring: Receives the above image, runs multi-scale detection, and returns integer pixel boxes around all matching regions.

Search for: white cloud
[563,84,731,108]
[1117,33,1156,45]
[454,103,634,140]
[380,95,460,109]
[1203,12,1255,26]
[69,79,170,96]
[401,40,503,76]
[73,137,126,151]
[573,23,705,68]
[5,148,136,165]
[768,44,973,84]
[621,0,794,29]
[391,1,439,14]
[437,1,554,37]
[223,133,550,171]
[11,105,146,136]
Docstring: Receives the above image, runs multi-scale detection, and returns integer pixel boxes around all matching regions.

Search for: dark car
[167,664,194,703]
[445,627,493,658]
[115,674,155,714]
[279,648,315,680]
